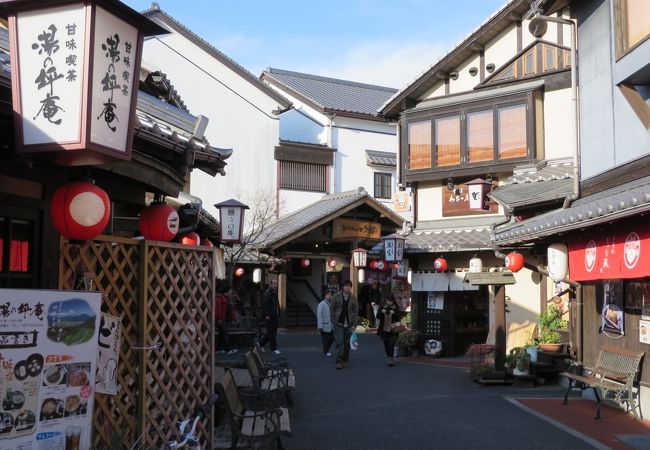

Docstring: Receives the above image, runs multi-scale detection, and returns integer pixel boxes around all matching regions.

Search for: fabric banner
[568,221,650,281]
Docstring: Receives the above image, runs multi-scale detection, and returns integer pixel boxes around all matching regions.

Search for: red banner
[568,221,650,281]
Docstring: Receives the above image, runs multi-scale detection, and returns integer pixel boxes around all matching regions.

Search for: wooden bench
[217,369,291,449]
[244,351,295,406]
[560,346,644,419]
[252,345,292,374]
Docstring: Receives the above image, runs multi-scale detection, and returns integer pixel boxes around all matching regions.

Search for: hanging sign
[95,313,122,395]
[640,319,650,345]
[332,219,380,240]
[569,220,650,281]
[0,289,101,450]
[393,191,410,212]
[442,179,498,217]
[427,292,444,310]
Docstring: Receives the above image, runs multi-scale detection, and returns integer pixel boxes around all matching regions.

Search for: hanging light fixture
[434,257,447,273]
[300,258,311,268]
[201,239,214,248]
[381,234,406,262]
[139,202,179,242]
[179,231,200,246]
[547,243,568,282]
[253,268,262,283]
[358,269,366,284]
[51,181,110,240]
[351,248,368,267]
[505,251,525,272]
[234,267,245,277]
[469,255,483,273]
[327,259,337,269]
[214,199,249,244]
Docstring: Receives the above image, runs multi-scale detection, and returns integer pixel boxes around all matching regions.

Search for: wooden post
[494,285,506,372]
[278,273,287,328]
[351,240,359,299]
[137,239,148,447]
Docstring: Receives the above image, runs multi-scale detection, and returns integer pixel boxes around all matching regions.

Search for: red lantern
[51,181,110,240]
[234,267,245,277]
[434,257,447,272]
[369,260,378,270]
[300,258,310,268]
[179,232,200,246]
[327,259,337,268]
[376,260,386,271]
[505,251,525,272]
[393,263,399,269]
[201,239,214,248]
[139,202,179,241]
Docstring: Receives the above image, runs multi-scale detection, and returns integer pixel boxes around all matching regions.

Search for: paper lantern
[327,259,337,269]
[51,181,110,240]
[547,243,568,282]
[382,233,406,262]
[469,256,483,273]
[253,268,262,283]
[358,269,366,284]
[505,251,524,272]
[179,231,200,246]
[466,178,492,210]
[434,257,447,272]
[139,202,178,241]
[215,199,249,244]
[369,260,378,270]
[351,248,368,267]
[376,260,386,271]
[201,239,214,248]
[300,258,311,268]
[234,267,245,277]
[407,270,412,285]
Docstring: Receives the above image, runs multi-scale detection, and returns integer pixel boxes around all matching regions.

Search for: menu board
[0,289,101,450]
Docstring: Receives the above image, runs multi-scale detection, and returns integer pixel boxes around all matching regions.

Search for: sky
[123,0,508,90]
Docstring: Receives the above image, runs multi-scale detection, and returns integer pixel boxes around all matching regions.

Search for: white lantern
[358,269,365,284]
[3,0,165,165]
[397,260,409,277]
[351,248,368,267]
[253,268,262,284]
[215,199,249,244]
[469,256,483,273]
[382,233,406,262]
[407,270,412,285]
[466,178,492,210]
[548,243,568,282]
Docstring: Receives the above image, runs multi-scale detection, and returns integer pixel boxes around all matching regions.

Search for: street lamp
[214,199,249,244]
[382,233,406,262]
[351,248,368,268]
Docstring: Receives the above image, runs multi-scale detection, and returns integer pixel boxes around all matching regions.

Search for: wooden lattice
[59,237,215,449]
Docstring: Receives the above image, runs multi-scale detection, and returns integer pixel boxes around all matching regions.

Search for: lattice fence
[59,237,215,449]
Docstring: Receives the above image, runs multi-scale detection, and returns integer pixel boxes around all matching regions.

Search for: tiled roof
[493,175,650,245]
[489,158,575,210]
[255,187,403,249]
[366,150,396,167]
[370,228,493,254]
[262,68,397,118]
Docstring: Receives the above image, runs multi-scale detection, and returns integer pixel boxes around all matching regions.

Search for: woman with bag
[376,294,403,366]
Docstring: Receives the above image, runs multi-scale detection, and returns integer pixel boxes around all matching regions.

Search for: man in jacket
[258,279,281,354]
[329,280,359,369]
[317,289,335,356]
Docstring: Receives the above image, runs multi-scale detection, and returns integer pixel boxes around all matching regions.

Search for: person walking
[330,280,359,369]
[376,294,402,366]
[215,281,237,354]
[258,279,281,354]
[317,289,335,356]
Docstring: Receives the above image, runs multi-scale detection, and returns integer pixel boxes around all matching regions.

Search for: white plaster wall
[449,54,481,94]
[506,266,544,326]
[141,34,285,213]
[279,189,323,216]
[542,88,574,160]
[484,25,518,75]
[416,183,503,222]
[422,81,446,100]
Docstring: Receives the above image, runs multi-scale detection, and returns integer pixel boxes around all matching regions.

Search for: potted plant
[395,329,421,356]
[505,346,531,376]
[537,304,568,352]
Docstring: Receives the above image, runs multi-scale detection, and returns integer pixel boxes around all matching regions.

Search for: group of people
[317,280,404,368]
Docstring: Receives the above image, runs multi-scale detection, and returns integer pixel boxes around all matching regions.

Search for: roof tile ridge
[266,67,398,92]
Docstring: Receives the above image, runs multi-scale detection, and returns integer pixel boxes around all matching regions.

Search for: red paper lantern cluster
[434,257,447,272]
[300,258,311,268]
[179,231,200,246]
[234,267,245,277]
[139,202,179,242]
[505,251,524,272]
[51,181,111,240]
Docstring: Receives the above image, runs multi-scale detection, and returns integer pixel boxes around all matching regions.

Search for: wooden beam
[494,285,507,371]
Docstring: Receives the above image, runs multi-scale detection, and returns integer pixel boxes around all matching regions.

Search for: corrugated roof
[493,175,650,244]
[262,68,397,118]
[371,228,493,254]
[255,187,403,249]
[366,150,396,167]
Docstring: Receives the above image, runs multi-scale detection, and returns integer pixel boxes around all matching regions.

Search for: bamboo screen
[467,110,493,163]
[408,121,431,169]
[59,237,215,450]
[498,104,527,160]
[435,115,461,167]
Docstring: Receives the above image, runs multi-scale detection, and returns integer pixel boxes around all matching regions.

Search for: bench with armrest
[244,351,295,406]
[252,346,292,374]
[560,346,644,419]
[218,316,258,349]
[217,369,291,450]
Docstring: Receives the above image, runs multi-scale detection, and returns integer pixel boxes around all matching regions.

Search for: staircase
[285,301,317,329]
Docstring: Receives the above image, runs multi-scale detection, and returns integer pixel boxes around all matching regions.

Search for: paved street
[272,331,598,450]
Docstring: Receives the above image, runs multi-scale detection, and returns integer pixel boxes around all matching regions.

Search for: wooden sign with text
[332,218,381,240]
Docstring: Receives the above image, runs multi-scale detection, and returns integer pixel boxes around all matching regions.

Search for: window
[405,95,532,175]
[408,121,431,169]
[435,115,461,167]
[523,48,536,76]
[0,207,39,288]
[278,161,328,192]
[374,172,392,199]
[616,0,650,57]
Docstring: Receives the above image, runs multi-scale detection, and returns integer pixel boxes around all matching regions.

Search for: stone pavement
[214,330,650,449]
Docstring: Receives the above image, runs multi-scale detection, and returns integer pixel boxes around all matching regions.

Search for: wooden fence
[59,236,216,449]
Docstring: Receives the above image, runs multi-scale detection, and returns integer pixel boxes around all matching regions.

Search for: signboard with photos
[0,289,101,450]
